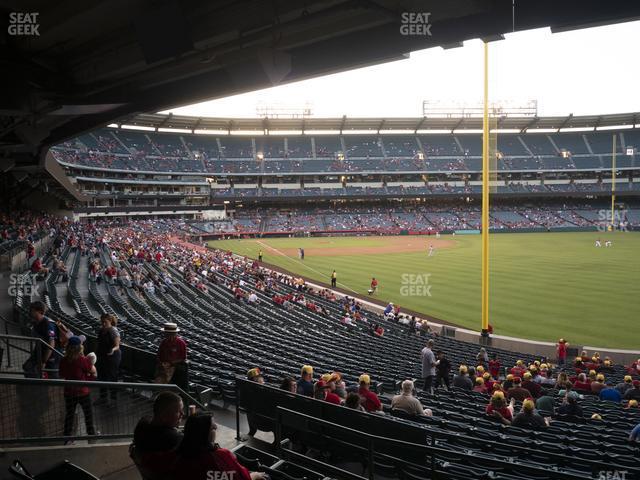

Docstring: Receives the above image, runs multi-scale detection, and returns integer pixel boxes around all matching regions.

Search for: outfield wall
[198,226,599,241]
[258,266,640,365]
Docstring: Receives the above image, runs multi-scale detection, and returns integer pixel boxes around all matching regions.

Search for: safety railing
[274,406,587,480]
[0,333,63,377]
[236,378,638,480]
[0,377,205,445]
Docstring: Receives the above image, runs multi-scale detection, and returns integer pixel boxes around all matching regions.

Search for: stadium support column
[611,135,616,228]
[481,41,490,337]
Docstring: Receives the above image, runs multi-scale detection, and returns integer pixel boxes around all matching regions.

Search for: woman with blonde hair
[485,391,515,425]
[96,313,121,403]
[59,336,96,444]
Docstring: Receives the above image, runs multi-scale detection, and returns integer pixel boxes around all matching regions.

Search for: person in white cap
[155,323,188,391]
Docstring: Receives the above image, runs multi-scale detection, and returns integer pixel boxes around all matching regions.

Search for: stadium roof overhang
[1,0,639,183]
[119,112,640,134]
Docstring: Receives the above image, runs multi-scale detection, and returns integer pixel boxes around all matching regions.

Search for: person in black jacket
[435,350,451,390]
[96,313,121,403]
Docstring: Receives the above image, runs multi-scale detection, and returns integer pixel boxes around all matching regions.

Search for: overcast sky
[161,20,640,119]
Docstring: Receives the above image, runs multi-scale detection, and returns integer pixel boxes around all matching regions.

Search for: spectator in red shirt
[27,241,35,258]
[173,413,266,480]
[509,360,526,378]
[315,376,342,405]
[59,336,96,444]
[473,377,488,394]
[488,353,501,378]
[30,256,49,275]
[482,372,497,391]
[358,374,382,413]
[507,377,531,402]
[486,391,514,425]
[627,358,640,376]
[557,338,568,367]
[573,373,591,393]
[104,265,117,283]
[522,372,542,398]
[155,323,188,391]
[369,277,378,295]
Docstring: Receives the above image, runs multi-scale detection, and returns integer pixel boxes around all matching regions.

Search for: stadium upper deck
[52,112,640,176]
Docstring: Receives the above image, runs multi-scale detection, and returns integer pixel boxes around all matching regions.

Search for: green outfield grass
[211,232,640,349]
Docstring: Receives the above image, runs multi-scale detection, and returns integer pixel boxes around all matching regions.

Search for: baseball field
[211,232,640,349]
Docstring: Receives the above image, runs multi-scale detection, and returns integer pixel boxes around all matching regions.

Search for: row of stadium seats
[188,202,639,234]
[55,147,639,174]
[11,216,640,479]
[59,128,640,159]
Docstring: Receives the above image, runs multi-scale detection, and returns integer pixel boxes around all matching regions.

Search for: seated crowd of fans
[10,210,640,480]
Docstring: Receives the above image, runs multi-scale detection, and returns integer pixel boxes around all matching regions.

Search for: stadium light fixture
[230,130,263,135]
[120,124,155,131]
[490,129,520,134]
[595,125,634,131]
[194,129,228,135]
[379,129,415,135]
[268,130,303,135]
[525,128,558,133]
[341,130,377,135]
[453,129,483,134]
[303,129,341,135]
[158,127,192,134]
[558,127,595,132]
[107,123,119,128]
[417,129,453,134]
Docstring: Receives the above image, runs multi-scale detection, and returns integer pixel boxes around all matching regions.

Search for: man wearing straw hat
[155,323,188,391]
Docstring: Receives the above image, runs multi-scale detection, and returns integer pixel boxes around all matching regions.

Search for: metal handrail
[0,376,208,445]
[0,313,24,335]
[0,376,205,409]
[236,378,639,477]
[275,406,587,480]
[0,333,64,356]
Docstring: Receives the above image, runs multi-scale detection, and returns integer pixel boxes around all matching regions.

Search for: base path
[275,236,456,257]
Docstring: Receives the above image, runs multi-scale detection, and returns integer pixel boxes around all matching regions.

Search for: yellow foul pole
[481,42,490,334]
[611,135,616,227]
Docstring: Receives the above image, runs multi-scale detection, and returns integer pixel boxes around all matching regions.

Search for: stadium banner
[454,229,480,235]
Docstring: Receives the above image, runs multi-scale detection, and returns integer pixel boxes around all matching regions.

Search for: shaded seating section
[550,134,589,155]
[344,136,383,158]
[237,379,640,480]
[314,136,342,158]
[382,135,420,157]
[285,137,313,158]
[219,137,254,158]
[52,128,637,176]
[521,134,556,156]
[256,137,285,158]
